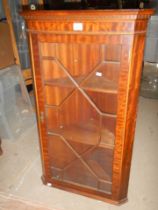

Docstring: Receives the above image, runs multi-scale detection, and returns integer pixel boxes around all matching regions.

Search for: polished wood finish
[22,9,153,204]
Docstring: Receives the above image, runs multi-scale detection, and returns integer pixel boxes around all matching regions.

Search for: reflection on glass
[40,42,121,194]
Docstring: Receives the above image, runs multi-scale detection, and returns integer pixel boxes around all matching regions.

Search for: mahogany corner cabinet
[22,9,153,204]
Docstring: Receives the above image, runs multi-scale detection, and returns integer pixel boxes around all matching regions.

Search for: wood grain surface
[22,9,153,204]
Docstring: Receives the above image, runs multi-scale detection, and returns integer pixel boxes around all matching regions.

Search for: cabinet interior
[39,42,120,194]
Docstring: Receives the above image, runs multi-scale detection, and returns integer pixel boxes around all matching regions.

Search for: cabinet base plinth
[41,175,128,205]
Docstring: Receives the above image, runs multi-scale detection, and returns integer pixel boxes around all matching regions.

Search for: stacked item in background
[141,15,158,99]
[9,0,31,69]
[0,65,35,140]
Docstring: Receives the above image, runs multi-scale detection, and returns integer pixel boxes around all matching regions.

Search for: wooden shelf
[81,75,118,94]
[44,75,118,94]
[44,75,84,87]
[48,122,115,149]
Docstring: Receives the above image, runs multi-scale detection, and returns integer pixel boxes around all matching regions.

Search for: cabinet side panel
[120,34,146,199]
[112,41,132,201]
[112,34,146,201]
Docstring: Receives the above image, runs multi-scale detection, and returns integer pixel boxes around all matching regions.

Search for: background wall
[0,0,30,69]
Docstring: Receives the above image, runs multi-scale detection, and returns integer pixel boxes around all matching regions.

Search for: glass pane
[85,91,117,114]
[81,61,120,114]
[40,42,101,84]
[100,116,116,147]
[46,90,101,148]
[41,42,121,194]
[83,147,113,182]
[44,85,74,106]
[41,59,75,106]
[48,135,77,170]
[81,62,120,93]
[72,44,101,83]
[104,45,121,61]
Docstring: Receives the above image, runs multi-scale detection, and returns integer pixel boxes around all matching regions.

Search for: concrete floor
[0,96,158,210]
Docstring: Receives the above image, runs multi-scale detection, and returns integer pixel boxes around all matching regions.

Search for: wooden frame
[22,9,153,204]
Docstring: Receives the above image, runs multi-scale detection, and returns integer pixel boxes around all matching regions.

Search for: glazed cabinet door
[30,33,132,200]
